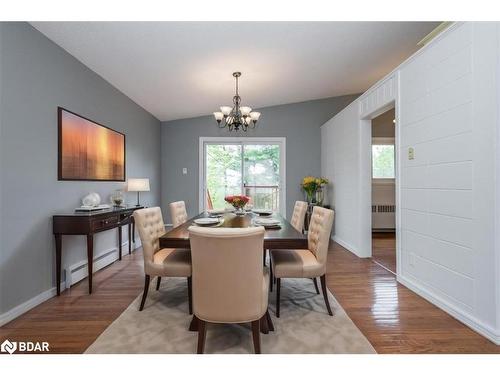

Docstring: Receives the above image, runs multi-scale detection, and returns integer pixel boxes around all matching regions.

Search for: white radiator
[372,204,396,231]
[64,237,141,288]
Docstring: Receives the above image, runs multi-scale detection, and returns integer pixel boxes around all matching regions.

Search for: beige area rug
[85,278,376,354]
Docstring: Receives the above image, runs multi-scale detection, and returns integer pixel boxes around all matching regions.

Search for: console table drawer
[91,215,120,231]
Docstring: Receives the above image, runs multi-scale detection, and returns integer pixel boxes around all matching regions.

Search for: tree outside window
[372,144,395,179]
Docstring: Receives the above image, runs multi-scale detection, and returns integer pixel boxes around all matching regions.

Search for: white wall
[321,22,500,343]
[322,104,364,255]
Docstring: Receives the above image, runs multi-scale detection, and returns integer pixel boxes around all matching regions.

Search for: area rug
[85,278,376,354]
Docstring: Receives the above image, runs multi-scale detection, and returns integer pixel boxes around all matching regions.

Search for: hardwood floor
[372,232,396,273]
[1,242,499,354]
[0,250,145,354]
[327,241,500,353]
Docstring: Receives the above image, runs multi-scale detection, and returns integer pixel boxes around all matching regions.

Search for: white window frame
[372,137,396,183]
[199,137,287,217]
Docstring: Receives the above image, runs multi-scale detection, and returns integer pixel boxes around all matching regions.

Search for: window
[200,138,286,216]
[372,143,395,179]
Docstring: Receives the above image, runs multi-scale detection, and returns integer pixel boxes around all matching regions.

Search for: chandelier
[213,72,261,132]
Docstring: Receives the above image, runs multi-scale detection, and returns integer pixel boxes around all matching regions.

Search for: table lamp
[127,178,150,206]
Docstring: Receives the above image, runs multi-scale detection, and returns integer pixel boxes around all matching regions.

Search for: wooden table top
[159,212,308,249]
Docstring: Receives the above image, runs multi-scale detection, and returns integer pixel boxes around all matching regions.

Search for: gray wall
[161,94,358,222]
[0,23,161,314]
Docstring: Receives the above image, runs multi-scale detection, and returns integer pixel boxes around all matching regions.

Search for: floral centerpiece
[224,195,250,215]
[301,176,329,205]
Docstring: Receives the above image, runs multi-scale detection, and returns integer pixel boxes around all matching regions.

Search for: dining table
[158,210,308,334]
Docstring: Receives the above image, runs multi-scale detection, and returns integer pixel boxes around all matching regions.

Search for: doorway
[199,137,286,216]
[370,108,396,273]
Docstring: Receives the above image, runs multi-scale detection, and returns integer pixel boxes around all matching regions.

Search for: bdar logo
[1,339,17,354]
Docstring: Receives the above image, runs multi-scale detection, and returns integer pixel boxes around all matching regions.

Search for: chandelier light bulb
[213,112,224,122]
[249,112,261,122]
[240,106,252,116]
[220,106,232,116]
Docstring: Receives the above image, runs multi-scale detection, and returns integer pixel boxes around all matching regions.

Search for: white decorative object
[82,192,101,207]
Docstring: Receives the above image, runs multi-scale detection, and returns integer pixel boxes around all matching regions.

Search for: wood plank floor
[372,232,396,274]
[1,241,499,354]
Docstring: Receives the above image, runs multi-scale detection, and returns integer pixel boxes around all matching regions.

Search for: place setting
[193,217,224,227]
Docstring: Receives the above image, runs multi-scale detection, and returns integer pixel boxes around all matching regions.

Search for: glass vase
[315,188,324,207]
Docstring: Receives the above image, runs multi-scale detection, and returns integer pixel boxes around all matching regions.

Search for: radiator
[372,204,396,230]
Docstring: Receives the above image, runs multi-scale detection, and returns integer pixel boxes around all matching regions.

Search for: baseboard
[0,282,65,327]
[0,239,142,328]
[332,235,366,258]
[398,274,500,345]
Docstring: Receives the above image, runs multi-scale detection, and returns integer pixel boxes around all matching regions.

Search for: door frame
[360,99,400,276]
[198,137,287,217]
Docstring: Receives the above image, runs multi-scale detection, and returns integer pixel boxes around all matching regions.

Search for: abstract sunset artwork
[58,107,125,181]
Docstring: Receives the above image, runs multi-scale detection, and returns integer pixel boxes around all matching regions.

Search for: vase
[110,189,124,207]
[234,206,246,216]
[315,188,324,206]
[305,191,317,205]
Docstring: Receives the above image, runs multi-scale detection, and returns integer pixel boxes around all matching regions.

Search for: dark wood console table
[53,205,144,295]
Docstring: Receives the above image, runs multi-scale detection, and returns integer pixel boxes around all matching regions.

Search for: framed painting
[58,107,126,181]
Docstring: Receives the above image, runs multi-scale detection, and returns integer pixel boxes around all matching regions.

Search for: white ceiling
[31,22,439,121]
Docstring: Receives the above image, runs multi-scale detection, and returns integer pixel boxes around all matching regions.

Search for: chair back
[188,226,266,323]
[133,207,166,270]
[169,200,188,228]
[307,206,334,266]
[290,200,308,232]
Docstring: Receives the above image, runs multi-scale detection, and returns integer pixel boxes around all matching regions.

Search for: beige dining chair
[269,200,312,293]
[169,200,188,228]
[270,206,335,317]
[133,207,192,313]
[188,226,271,354]
[290,200,308,233]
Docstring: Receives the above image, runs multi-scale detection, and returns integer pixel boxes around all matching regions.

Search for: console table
[53,205,144,295]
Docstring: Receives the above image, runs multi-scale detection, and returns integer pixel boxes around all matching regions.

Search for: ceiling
[31,22,439,122]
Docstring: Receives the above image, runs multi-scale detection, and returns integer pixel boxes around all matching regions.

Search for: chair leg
[320,274,333,316]
[312,277,320,294]
[187,276,193,315]
[260,312,269,334]
[276,278,281,318]
[266,309,275,332]
[251,320,261,354]
[197,319,207,354]
[139,275,151,311]
[269,260,273,292]
[156,276,161,291]
[263,249,267,266]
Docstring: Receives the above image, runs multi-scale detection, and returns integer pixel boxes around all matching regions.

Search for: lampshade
[213,112,224,121]
[127,178,150,192]
[240,106,252,116]
[220,106,232,116]
[249,112,261,121]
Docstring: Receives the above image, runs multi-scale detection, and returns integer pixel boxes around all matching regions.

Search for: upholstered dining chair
[290,200,308,233]
[269,200,310,292]
[270,206,335,318]
[133,207,192,313]
[188,226,271,354]
[169,200,188,228]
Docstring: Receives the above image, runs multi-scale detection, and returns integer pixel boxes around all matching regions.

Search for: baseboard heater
[65,243,127,289]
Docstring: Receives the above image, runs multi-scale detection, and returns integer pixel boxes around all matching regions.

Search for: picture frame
[58,107,126,181]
